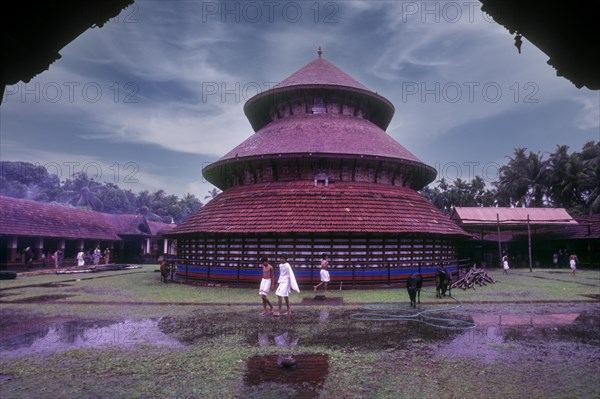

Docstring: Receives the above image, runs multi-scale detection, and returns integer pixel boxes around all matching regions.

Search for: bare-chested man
[569,253,579,276]
[259,257,275,315]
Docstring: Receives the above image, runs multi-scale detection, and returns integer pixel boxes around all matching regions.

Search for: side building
[0,195,177,268]
[451,207,599,268]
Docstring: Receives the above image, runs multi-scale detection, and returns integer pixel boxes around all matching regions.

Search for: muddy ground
[1,300,599,398]
[1,268,599,398]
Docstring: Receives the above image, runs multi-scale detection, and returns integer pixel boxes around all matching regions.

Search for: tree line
[1,141,597,221]
[420,141,599,216]
[0,161,218,223]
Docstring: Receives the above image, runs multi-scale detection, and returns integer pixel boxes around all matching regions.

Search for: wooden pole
[527,214,533,272]
[497,213,502,268]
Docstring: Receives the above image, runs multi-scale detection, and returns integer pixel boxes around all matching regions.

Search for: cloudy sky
[1,1,598,200]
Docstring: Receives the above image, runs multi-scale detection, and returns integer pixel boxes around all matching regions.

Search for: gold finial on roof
[317,47,323,57]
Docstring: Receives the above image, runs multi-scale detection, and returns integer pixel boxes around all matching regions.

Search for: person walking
[103,248,110,265]
[274,255,299,316]
[313,253,331,295]
[258,257,275,315]
[569,253,579,276]
[24,247,34,269]
[77,250,85,267]
[502,255,510,274]
[93,246,101,267]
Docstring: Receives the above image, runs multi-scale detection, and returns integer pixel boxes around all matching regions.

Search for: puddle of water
[6,294,75,303]
[161,309,465,350]
[258,331,299,348]
[244,354,328,399]
[436,325,505,364]
[436,312,597,363]
[0,318,183,357]
[301,297,344,305]
[582,294,600,300]
[472,313,580,326]
[37,282,73,288]
[155,308,599,359]
[319,309,330,322]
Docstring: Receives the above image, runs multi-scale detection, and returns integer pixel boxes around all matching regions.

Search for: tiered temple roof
[173,51,464,238]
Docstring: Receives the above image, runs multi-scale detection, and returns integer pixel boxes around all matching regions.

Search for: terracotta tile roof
[147,220,178,236]
[452,207,577,226]
[220,114,424,164]
[539,214,600,239]
[0,196,172,240]
[169,181,467,236]
[273,57,369,91]
[243,57,395,132]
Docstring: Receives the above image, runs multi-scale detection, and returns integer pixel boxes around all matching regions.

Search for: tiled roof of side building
[147,220,178,236]
[452,207,577,225]
[169,181,467,236]
[219,114,424,163]
[539,214,600,239]
[0,196,171,240]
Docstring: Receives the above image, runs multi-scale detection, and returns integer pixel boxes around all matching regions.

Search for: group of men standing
[259,254,330,316]
[76,246,110,267]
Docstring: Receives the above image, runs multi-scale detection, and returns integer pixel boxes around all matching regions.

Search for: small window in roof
[312,98,326,114]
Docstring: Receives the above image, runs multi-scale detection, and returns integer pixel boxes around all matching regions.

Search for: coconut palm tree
[579,141,600,214]
[61,172,104,210]
[135,190,164,221]
[496,148,548,207]
[204,187,221,201]
[546,145,582,209]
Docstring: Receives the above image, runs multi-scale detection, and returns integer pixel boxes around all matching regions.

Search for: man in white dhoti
[274,255,300,316]
[77,250,85,267]
[569,254,578,276]
[259,257,275,315]
[313,253,331,295]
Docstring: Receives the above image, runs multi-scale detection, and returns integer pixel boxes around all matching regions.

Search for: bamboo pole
[497,213,502,268]
[527,214,533,272]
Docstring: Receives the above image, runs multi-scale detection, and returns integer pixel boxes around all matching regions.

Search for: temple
[167,50,468,285]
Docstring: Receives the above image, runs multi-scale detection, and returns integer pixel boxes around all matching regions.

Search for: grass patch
[2,267,598,308]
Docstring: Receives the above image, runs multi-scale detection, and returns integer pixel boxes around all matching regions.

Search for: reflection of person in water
[514,32,523,54]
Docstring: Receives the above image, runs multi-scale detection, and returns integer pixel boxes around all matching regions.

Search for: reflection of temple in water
[168,50,468,285]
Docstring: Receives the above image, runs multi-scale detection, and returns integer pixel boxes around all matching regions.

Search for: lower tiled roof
[169,181,467,236]
[0,196,171,240]
[220,114,424,163]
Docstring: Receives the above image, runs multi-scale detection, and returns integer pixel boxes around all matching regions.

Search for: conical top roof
[244,51,395,132]
[272,55,369,91]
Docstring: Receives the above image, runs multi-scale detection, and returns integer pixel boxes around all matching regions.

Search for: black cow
[407,272,423,308]
[435,266,452,298]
